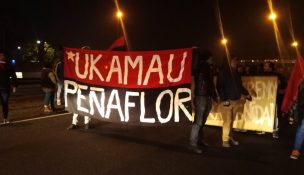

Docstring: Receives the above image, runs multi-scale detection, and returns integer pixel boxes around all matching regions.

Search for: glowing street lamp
[36,40,41,44]
[292,41,298,47]
[221,38,228,45]
[116,11,123,19]
[17,46,21,50]
[268,12,277,21]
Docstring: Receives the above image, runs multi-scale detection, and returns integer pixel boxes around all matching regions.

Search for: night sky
[1,0,304,58]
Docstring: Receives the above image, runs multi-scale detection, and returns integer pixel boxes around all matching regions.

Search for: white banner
[206,76,278,132]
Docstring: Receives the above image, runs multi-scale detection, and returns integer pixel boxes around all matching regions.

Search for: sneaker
[272,132,279,139]
[44,106,52,113]
[67,124,78,130]
[288,116,294,125]
[3,119,10,124]
[234,128,247,133]
[290,150,300,160]
[188,144,203,154]
[256,131,266,135]
[229,138,239,146]
[222,141,230,148]
[84,123,90,130]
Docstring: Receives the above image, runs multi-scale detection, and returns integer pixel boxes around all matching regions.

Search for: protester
[55,46,64,106]
[41,62,57,112]
[67,46,91,130]
[290,81,304,159]
[244,65,252,75]
[281,57,304,159]
[237,65,244,75]
[0,52,17,124]
[189,48,217,154]
[262,62,274,75]
[217,55,252,148]
[274,65,287,138]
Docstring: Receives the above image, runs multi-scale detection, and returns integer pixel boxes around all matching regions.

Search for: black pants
[0,90,10,119]
[190,96,213,145]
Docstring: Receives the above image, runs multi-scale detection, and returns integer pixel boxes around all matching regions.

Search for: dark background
[1,0,304,58]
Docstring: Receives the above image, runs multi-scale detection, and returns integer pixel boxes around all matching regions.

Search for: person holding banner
[189,48,217,154]
[217,55,252,148]
[67,46,91,130]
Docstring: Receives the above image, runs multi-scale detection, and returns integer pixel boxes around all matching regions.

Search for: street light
[292,41,298,47]
[116,11,123,19]
[221,38,228,45]
[17,46,21,50]
[36,40,41,44]
[268,12,277,21]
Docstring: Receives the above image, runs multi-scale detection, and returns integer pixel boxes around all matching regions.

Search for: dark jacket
[193,61,216,97]
[217,68,249,101]
[0,60,18,90]
[41,68,56,89]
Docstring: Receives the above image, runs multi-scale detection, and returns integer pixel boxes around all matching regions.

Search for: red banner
[64,48,192,89]
[63,48,193,124]
[281,57,304,113]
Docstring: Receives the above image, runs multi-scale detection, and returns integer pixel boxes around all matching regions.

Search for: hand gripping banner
[64,48,193,124]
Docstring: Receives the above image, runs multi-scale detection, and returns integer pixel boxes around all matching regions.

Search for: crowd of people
[188,47,303,160]
[0,47,303,160]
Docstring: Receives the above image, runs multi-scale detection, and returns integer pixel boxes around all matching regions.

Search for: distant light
[37,40,41,44]
[292,41,298,47]
[11,59,16,65]
[251,60,254,62]
[221,38,228,45]
[17,46,21,50]
[268,12,277,21]
[16,72,23,79]
[116,11,123,18]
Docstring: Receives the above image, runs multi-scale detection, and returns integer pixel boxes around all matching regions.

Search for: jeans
[0,90,10,119]
[294,117,304,151]
[190,96,212,145]
[44,91,55,110]
[56,80,64,102]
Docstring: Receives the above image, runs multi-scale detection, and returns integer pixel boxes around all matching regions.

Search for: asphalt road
[0,84,303,175]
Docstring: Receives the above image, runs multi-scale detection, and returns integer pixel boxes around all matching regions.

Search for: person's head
[245,66,251,74]
[199,49,213,65]
[81,46,91,50]
[237,66,244,73]
[192,46,199,55]
[230,55,238,69]
[275,64,285,74]
[263,62,273,72]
